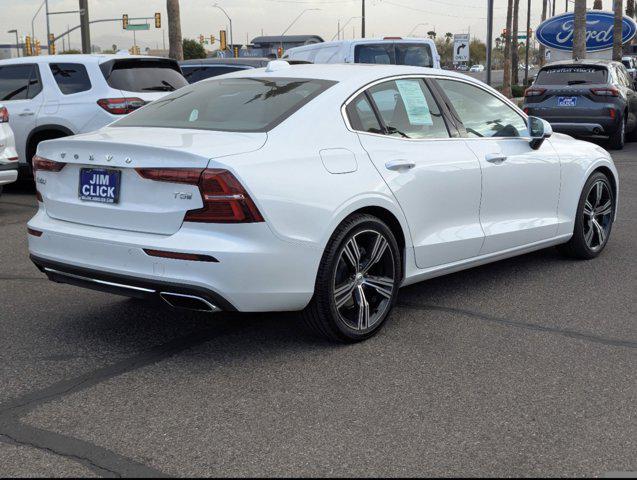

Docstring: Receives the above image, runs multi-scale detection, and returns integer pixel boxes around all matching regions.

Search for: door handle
[19,110,34,117]
[385,160,416,171]
[485,153,507,164]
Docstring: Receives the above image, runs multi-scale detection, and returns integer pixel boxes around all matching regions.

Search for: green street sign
[126,24,150,31]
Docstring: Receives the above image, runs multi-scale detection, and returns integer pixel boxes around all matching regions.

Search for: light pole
[32,0,45,44]
[486,0,494,85]
[7,30,20,57]
[332,16,362,41]
[524,0,531,86]
[213,4,233,55]
[45,0,51,53]
[407,22,430,37]
[280,8,320,51]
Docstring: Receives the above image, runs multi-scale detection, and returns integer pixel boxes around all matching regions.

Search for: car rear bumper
[27,209,321,312]
[549,122,608,136]
[0,163,18,186]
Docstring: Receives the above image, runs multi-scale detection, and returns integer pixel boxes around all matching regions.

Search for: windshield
[113,77,336,132]
[354,43,434,67]
[101,59,188,92]
[535,66,608,85]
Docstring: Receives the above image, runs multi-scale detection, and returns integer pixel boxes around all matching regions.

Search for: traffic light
[233,46,239,58]
[122,14,129,30]
[199,34,205,45]
[210,35,215,45]
[129,45,140,55]
[49,34,56,55]
[277,46,283,58]
[220,30,227,50]
[154,12,161,29]
[35,40,41,56]
[25,36,32,56]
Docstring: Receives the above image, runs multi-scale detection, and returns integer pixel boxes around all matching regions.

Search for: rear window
[181,65,248,84]
[535,66,608,85]
[113,77,336,132]
[0,64,42,100]
[101,59,188,92]
[50,63,92,94]
[354,43,434,67]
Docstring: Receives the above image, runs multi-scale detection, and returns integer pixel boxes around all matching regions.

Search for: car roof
[0,54,172,66]
[180,57,270,67]
[287,37,435,51]
[540,59,620,69]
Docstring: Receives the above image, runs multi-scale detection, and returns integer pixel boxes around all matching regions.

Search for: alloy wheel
[332,229,396,332]
[582,180,613,252]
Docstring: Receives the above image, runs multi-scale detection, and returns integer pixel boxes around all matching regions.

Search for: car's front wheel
[558,171,615,259]
[303,213,402,343]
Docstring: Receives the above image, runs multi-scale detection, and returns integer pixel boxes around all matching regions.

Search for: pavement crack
[397,303,637,349]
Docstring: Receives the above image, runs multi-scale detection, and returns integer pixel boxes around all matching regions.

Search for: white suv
[0,104,18,195]
[0,54,188,175]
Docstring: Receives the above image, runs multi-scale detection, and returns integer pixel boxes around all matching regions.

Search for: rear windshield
[100,59,188,92]
[113,77,336,132]
[354,43,434,67]
[181,65,248,84]
[535,66,608,85]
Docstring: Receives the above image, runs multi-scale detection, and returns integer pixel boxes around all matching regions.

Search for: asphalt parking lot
[0,144,635,477]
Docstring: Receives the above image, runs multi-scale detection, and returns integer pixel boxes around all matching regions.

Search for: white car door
[0,63,44,163]
[435,78,561,255]
[346,77,484,269]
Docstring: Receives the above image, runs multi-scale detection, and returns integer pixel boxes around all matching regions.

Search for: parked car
[456,64,469,71]
[523,59,637,149]
[469,64,484,72]
[621,55,637,79]
[0,54,188,175]
[28,62,618,343]
[0,104,18,195]
[283,37,441,69]
[180,57,310,83]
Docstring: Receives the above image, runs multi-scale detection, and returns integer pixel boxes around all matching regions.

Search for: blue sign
[536,11,637,52]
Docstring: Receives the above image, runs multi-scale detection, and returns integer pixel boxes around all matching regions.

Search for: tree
[427,31,436,40]
[512,0,520,85]
[444,32,453,44]
[167,0,183,61]
[573,0,587,60]
[183,39,207,60]
[627,0,635,19]
[539,0,548,66]
[593,0,603,8]
[469,38,486,65]
[613,0,623,61]
[502,0,513,98]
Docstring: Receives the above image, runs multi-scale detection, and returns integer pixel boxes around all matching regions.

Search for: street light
[7,30,20,57]
[280,8,321,51]
[212,3,233,53]
[407,22,430,37]
[32,0,46,44]
[332,16,362,41]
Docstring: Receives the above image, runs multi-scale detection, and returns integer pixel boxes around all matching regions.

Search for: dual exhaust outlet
[159,292,221,313]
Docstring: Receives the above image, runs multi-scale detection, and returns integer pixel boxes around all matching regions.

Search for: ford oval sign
[536,11,637,52]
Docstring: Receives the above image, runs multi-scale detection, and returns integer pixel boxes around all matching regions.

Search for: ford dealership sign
[536,11,637,52]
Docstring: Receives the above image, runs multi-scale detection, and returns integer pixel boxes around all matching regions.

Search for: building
[0,44,24,60]
[249,35,324,57]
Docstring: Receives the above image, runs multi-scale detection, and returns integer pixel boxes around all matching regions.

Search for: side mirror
[528,116,552,150]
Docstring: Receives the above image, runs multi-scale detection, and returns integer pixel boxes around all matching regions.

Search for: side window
[367,79,449,139]
[50,63,92,94]
[313,46,339,63]
[27,65,42,99]
[0,64,35,101]
[436,79,529,138]
[346,93,383,134]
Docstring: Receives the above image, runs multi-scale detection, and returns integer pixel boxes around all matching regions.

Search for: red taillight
[0,106,8,123]
[32,155,66,172]
[590,87,619,97]
[136,168,264,223]
[97,97,146,115]
[524,87,546,97]
[609,108,616,119]
[523,107,530,114]
[143,249,219,262]
[27,227,42,237]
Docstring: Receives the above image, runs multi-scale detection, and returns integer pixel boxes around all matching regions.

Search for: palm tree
[539,0,548,66]
[593,0,603,9]
[613,0,623,61]
[512,0,520,85]
[445,32,453,44]
[573,0,587,60]
[627,1,635,19]
[167,0,183,61]
[427,31,437,40]
[503,0,513,98]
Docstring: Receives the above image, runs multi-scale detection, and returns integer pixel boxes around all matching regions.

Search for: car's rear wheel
[558,171,615,259]
[608,115,625,150]
[302,214,402,343]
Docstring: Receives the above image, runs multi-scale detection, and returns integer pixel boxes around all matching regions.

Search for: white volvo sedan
[28,62,618,342]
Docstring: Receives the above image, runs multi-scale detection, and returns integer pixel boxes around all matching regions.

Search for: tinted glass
[50,63,92,94]
[182,66,247,84]
[395,44,434,67]
[114,77,336,132]
[368,79,449,139]
[354,44,394,64]
[346,93,383,134]
[103,60,188,92]
[437,79,528,138]
[622,59,631,69]
[535,65,608,85]
[0,64,39,101]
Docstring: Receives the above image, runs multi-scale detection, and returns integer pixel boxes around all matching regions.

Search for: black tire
[302,213,402,343]
[557,171,615,259]
[608,115,626,150]
[0,185,3,197]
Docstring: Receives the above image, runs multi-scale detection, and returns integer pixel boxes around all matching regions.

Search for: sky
[0,0,624,51]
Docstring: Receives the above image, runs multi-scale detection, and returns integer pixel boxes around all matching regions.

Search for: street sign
[453,33,470,63]
[126,24,150,31]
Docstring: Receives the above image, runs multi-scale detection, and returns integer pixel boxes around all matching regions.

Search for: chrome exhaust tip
[160,292,221,313]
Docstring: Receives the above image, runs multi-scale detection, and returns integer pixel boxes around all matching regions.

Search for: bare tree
[573,0,587,60]
[627,0,635,18]
[539,0,548,66]
[593,0,603,8]
[512,0,520,85]
[613,0,623,61]
[167,0,183,61]
[503,0,513,98]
